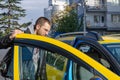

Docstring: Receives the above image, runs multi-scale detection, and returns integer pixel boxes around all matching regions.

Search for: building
[77,0,120,34]
[44,0,69,20]
[45,0,120,34]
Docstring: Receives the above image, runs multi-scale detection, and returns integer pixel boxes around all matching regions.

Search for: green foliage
[51,5,82,33]
[56,11,79,32]
[0,0,31,36]
[20,22,32,28]
[0,30,3,38]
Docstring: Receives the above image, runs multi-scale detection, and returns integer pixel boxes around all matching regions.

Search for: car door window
[104,44,120,64]
[72,60,107,80]
[18,44,108,80]
[77,43,111,69]
[18,45,67,80]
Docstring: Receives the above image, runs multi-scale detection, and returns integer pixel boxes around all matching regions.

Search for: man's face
[36,22,51,36]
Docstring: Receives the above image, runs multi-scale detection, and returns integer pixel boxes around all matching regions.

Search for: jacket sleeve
[0,34,13,49]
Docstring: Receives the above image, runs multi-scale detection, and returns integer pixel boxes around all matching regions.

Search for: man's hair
[34,17,51,30]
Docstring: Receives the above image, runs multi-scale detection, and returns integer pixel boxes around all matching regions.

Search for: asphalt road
[0,49,8,61]
[0,49,11,80]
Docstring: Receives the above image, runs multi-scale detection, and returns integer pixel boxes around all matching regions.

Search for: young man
[0,17,51,48]
[25,17,51,36]
[24,17,51,80]
[0,17,51,80]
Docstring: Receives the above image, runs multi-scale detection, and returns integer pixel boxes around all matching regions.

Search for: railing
[86,4,106,11]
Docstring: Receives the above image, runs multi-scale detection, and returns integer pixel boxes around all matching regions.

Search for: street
[0,49,10,80]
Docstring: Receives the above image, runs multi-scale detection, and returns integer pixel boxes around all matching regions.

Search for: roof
[102,34,120,40]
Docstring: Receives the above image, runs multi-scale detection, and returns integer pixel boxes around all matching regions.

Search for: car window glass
[0,48,13,79]
[18,45,67,80]
[78,44,111,69]
[72,61,107,80]
[104,44,120,64]
[18,45,108,80]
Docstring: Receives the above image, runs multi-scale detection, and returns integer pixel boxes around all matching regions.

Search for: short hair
[34,17,51,30]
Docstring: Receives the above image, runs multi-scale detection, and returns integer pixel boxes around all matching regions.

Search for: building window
[117,15,120,22]
[112,0,120,6]
[101,16,104,23]
[94,0,104,7]
[94,0,100,6]
[111,14,120,23]
[94,15,104,23]
[119,0,120,5]
[94,15,99,23]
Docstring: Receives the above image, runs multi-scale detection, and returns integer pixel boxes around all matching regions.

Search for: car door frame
[13,34,120,80]
[72,36,120,75]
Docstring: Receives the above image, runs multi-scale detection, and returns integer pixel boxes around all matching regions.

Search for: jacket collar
[24,26,35,34]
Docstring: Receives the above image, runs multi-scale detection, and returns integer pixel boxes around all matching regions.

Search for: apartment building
[78,0,120,34]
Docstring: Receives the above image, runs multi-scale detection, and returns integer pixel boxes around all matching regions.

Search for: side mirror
[90,76,103,80]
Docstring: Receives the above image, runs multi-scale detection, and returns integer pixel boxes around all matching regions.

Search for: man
[0,17,51,80]
[0,17,51,48]
[25,17,51,36]
[24,17,51,80]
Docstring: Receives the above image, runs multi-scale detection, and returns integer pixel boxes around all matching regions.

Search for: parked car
[0,33,119,80]
[56,32,120,76]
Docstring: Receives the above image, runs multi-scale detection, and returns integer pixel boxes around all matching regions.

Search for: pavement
[0,49,11,80]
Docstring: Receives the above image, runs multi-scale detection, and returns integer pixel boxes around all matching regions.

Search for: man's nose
[45,32,49,36]
[46,31,49,35]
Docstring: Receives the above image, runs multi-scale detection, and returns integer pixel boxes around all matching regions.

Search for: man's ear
[36,25,40,30]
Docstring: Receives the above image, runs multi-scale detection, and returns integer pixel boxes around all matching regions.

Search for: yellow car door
[12,33,120,80]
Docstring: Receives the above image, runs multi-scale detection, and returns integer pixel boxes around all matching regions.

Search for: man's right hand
[9,29,24,40]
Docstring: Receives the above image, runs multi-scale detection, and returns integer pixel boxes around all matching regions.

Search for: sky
[20,0,49,24]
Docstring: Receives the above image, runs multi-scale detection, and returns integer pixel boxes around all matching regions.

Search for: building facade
[44,0,120,34]
[81,0,120,34]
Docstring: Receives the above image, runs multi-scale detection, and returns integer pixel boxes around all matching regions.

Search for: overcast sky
[20,0,49,24]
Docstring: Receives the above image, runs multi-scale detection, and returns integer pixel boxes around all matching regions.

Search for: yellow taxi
[56,32,120,77]
[0,33,120,80]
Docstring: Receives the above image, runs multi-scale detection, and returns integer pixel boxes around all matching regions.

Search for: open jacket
[25,27,47,80]
[0,26,34,49]
[0,34,13,49]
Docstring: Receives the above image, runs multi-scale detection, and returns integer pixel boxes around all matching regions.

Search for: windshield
[103,43,120,64]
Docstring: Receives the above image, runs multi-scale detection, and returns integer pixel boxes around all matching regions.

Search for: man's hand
[9,29,24,40]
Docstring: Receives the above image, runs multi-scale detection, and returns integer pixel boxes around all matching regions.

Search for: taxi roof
[100,34,120,44]
[55,32,87,40]
[55,32,120,45]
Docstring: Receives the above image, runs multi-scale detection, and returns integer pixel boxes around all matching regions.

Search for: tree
[0,0,31,36]
[56,10,78,32]
[51,4,81,33]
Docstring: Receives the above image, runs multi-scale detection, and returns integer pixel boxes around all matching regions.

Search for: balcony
[86,4,106,12]
[107,27,120,31]
[86,22,107,30]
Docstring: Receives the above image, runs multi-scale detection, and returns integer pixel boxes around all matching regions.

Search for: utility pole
[82,0,86,35]
[8,1,11,28]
